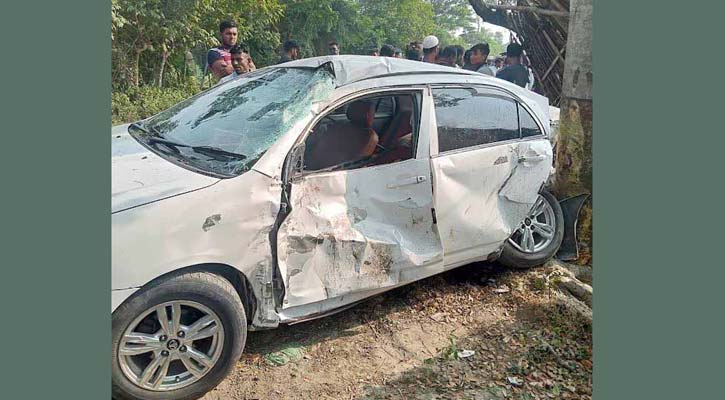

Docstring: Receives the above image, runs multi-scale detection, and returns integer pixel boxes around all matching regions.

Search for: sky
[453,14,513,45]
[482,21,511,44]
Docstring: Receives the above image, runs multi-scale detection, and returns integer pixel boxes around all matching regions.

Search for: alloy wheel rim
[508,194,556,254]
[118,300,224,391]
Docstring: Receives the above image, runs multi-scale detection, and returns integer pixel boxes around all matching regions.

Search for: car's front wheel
[112,272,246,400]
[499,190,564,269]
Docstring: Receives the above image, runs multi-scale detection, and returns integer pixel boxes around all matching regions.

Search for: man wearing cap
[496,43,530,88]
[421,35,439,63]
[466,43,495,76]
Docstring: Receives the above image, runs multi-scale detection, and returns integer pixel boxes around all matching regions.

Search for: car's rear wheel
[112,272,246,400]
[499,190,564,269]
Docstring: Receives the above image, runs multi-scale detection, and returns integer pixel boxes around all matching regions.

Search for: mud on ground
[202,262,592,400]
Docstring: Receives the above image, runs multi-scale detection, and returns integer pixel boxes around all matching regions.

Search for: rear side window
[433,88,519,152]
[518,104,543,138]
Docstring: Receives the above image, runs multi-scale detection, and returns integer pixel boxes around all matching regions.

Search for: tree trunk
[157,43,169,88]
[552,0,593,264]
[132,48,142,87]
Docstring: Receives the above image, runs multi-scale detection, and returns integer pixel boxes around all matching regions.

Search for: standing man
[278,40,301,64]
[435,46,458,67]
[494,57,504,72]
[380,44,396,57]
[244,48,257,72]
[421,35,439,63]
[217,45,252,85]
[496,43,530,88]
[328,41,340,55]
[405,42,423,61]
[468,43,496,76]
[207,20,238,80]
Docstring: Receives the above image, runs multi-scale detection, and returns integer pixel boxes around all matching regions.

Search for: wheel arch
[116,263,258,325]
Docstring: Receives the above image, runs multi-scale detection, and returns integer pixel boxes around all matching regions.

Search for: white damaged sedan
[111,56,563,400]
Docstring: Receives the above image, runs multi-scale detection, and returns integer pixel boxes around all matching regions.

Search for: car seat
[304,100,379,170]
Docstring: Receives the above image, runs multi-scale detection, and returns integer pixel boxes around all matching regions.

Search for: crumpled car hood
[111,124,220,213]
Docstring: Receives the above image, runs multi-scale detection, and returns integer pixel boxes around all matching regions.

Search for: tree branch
[474,1,569,18]
[468,0,514,31]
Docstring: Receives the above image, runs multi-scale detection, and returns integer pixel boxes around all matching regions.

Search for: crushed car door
[499,102,554,205]
[276,90,444,310]
[430,86,534,267]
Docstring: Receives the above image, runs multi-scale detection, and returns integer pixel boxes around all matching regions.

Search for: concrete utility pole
[553,0,593,261]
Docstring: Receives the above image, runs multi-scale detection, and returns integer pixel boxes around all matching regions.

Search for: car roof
[280,55,548,112]
[278,55,479,86]
[277,55,551,136]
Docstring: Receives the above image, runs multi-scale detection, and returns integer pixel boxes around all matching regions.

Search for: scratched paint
[277,158,444,309]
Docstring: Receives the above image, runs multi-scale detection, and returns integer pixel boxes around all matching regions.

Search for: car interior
[302,93,419,172]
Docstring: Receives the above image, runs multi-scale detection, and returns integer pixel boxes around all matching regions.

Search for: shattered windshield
[136,67,335,177]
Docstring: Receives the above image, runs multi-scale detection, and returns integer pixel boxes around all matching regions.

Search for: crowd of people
[207,20,536,90]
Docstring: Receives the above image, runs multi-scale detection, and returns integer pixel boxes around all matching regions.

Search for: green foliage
[459,27,506,55]
[359,0,436,49]
[278,0,370,57]
[111,0,507,124]
[440,333,460,360]
[112,77,200,124]
[278,0,436,56]
[112,0,283,88]
[428,0,475,33]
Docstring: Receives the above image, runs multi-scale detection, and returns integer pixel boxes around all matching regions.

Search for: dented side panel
[431,138,553,267]
[431,143,520,266]
[277,159,443,309]
[112,171,281,327]
[499,140,554,204]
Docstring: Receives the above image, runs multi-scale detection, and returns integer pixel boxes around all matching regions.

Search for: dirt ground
[201,261,592,400]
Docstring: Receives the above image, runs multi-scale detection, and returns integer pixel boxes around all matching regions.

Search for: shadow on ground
[242,261,508,357]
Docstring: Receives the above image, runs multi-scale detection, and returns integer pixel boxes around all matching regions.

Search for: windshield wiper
[145,136,247,161]
[129,122,160,135]
[131,122,246,161]
[191,146,247,161]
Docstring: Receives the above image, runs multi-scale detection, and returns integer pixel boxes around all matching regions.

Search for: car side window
[433,88,519,153]
[302,93,420,172]
[518,103,543,138]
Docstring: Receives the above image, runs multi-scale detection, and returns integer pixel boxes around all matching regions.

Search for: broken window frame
[517,102,545,139]
[429,84,548,158]
[287,87,427,178]
[432,88,519,153]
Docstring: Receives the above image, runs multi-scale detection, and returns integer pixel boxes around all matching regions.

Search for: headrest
[346,101,375,127]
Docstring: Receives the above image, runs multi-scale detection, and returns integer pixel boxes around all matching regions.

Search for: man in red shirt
[207,20,238,80]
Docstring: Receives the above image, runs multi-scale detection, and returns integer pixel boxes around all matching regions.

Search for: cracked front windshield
[142,67,334,176]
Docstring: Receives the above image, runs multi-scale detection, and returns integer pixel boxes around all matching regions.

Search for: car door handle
[387,175,427,189]
[518,154,546,163]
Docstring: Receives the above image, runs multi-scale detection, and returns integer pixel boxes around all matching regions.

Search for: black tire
[499,190,564,269]
[112,272,246,400]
